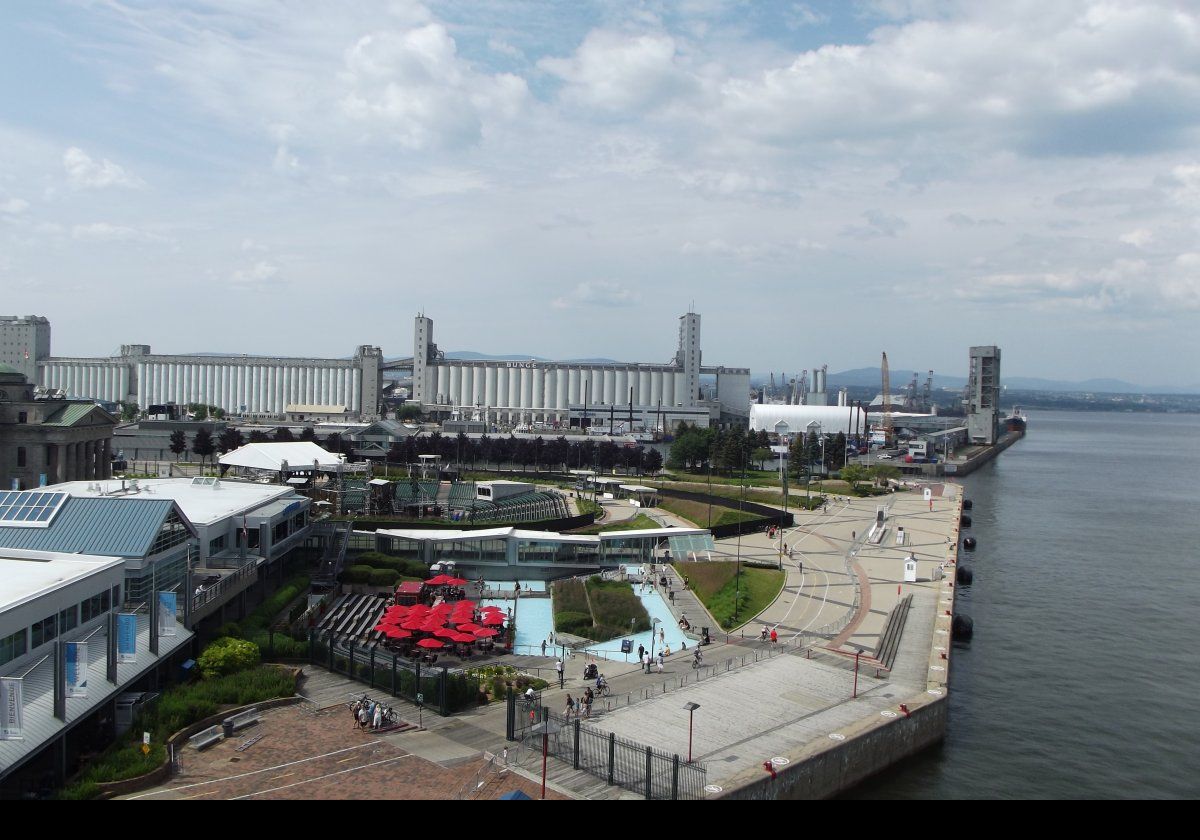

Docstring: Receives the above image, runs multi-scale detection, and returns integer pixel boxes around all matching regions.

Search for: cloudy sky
[2,1,1198,387]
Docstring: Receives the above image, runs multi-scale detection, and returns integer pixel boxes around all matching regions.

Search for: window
[18,411,27,423]
[149,510,190,555]
[16,447,26,467]
[81,588,113,623]
[0,629,27,667]
[208,534,226,555]
[59,605,78,634]
[31,614,57,647]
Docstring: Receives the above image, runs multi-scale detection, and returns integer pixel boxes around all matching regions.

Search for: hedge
[58,666,296,799]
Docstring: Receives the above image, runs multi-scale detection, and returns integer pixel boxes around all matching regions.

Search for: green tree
[827,431,847,469]
[272,427,294,442]
[197,637,261,679]
[870,463,901,487]
[119,402,139,421]
[398,403,423,420]
[299,427,316,442]
[248,430,270,443]
[752,447,772,470]
[192,428,216,467]
[841,463,868,491]
[217,427,244,454]
[169,429,188,461]
[643,448,663,474]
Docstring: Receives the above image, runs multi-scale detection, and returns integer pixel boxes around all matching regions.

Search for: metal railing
[191,558,258,615]
[512,703,707,800]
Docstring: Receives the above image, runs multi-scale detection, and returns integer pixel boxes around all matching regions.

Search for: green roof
[40,403,114,427]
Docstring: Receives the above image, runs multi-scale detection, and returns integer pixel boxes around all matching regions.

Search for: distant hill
[816,368,1198,395]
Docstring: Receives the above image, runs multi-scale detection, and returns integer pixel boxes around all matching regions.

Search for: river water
[849,410,1200,799]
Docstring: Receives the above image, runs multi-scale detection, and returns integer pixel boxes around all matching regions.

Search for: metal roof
[39,402,115,427]
[0,610,193,781]
[0,497,182,557]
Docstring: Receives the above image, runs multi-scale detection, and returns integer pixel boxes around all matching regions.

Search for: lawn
[657,497,758,528]
[550,577,651,642]
[571,514,659,535]
[672,561,785,631]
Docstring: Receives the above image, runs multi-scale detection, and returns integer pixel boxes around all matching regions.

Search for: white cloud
[841,209,908,239]
[1119,228,1154,248]
[540,30,700,113]
[229,260,285,292]
[0,197,30,215]
[62,147,144,189]
[70,222,166,243]
[552,280,642,309]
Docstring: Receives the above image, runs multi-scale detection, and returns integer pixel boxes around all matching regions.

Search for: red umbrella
[452,633,478,643]
[474,628,500,638]
[433,627,459,639]
[416,638,444,649]
[401,619,426,631]
[420,622,445,633]
[445,577,469,586]
[482,614,505,626]
[425,575,451,585]
[383,627,412,640]
[455,622,482,633]
[480,606,504,613]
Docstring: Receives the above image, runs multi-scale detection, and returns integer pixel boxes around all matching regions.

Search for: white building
[412,311,751,428]
[0,546,192,794]
[748,404,869,438]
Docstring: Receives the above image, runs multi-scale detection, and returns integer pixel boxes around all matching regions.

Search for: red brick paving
[136,706,566,800]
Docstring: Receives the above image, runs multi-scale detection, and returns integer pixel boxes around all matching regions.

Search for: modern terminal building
[412,311,751,429]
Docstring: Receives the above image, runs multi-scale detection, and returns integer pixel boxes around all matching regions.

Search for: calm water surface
[850,411,1200,799]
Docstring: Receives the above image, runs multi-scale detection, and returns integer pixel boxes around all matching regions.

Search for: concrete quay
[229,484,967,800]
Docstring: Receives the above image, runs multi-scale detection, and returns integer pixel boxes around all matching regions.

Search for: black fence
[344,512,596,533]
[509,694,707,800]
[657,487,793,539]
[309,631,479,715]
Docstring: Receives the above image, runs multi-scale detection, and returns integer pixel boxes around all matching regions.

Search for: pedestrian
[852,530,856,541]
[372,702,383,730]
[358,705,370,730]
[656,652,664,673]
[659,627,665,644]
[669,589,674,603]
[643,652,651,673]
[555,657,564,682]
[350,700,361,730]
[770,628,778,644]
[565,694,575,719]
[541,639,547,656]
[638,643,645,661]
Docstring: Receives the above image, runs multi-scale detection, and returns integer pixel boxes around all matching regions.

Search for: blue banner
[1,677,22,741]
[158,592,177,637]
[65,642,88,698]
[118,613,137,663]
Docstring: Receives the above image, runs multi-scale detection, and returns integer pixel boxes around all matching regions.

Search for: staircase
[875,593,913,670]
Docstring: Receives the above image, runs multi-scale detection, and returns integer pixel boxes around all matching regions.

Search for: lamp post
[683,702,700,763]
[734,454,746,623]
[532,717,561,800]
[649,617,662,663]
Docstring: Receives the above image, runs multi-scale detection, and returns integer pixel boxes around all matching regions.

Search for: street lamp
[649,617,662,663]
[683,702,700,763]
[532,717,562,800]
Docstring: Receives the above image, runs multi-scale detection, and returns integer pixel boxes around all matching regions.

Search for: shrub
[554,611,593,636]
[197,637,261,679]
[368,568,401,587]
[339,565,375,584]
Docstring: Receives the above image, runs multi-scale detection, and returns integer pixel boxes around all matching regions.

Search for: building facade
[0,366,117,490]
[965,345,1001,445]
[411,312,751,428]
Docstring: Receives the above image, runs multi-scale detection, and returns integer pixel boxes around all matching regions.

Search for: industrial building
[412,312,751,429]
[748,404,868,438]
[965,345,1002,445]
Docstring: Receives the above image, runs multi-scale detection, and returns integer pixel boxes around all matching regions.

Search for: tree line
[165,426,666,475]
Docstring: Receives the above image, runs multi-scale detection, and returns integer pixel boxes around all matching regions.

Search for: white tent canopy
[749,404,867,436]
[219,441,345,472]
